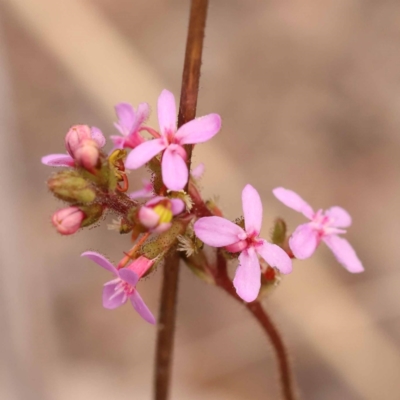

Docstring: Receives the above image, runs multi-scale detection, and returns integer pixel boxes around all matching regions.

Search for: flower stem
[215,252,296,400]
[153,1,209,400]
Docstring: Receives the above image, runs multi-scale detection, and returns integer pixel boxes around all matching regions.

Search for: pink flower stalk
[273,187,364,273]
[52,206,85,235]
[138,196,185,233]
[194,184,292,302]
[81,251,155,324]
[110,102,150,150]
[125,89,221,191]
[41,125,105,167]
[129,179,154,200]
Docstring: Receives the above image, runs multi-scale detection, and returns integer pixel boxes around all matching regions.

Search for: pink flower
[191,163,205,180]
[273,187,364,273]
[52,206,85,235]
[138,196,185,233]
[125,90,221,191]
[110,102,150,150]
[41,125,105,167]
[81,251,156,324]
[129,179,154,200]
[194,184,292,302]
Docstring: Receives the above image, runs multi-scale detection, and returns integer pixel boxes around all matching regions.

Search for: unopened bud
[271,218,287,245]
[80,203,104,228]
[52,206,85,235]
[74,139,100,171]
[48,170,96,204]
[65,125,91,155]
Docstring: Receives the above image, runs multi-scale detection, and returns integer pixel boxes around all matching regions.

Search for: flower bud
[271,218,287,245]
[47,170,96,204]
[73,139,100,171]
[65,125,91,155]
[52,206,85,235]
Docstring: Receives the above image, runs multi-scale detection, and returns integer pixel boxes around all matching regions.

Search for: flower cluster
[42,89,364,324]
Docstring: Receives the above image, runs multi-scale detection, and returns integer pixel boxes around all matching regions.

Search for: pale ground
[0,0,400,399]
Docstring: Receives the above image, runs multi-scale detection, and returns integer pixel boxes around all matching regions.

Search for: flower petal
[129,179,153,199]
[81,251,118,276]
[102,282,126,309]
[194,216,245,247]
[118,269,139,286]
[125,138,165,169]
[242,184,263,235]
[256,240,292,274]
[161,146,188,191]
[131,102,150,133]
[110,135,125,150]
[289,223,319,259]
[191,163,205,179]
[325,206,352,228]
[323,235,364,273]
[91,126,106,148]
[158,89,177,136]
[130,290,156,324]
[41,154,74,167]
[171,198,185,215]
[233,248,261,302]
[175,114,221,144]
[272,187,314,219]
[114,103,135,135]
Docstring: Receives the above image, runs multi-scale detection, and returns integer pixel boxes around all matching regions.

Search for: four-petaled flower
[273,187,364,273]
[41,125,105,167]
[110,102,150,150]
[194,184,292,302]
[81,251,156,324]
[125,89,221,191]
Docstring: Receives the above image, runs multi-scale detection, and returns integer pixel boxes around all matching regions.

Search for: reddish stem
[214,251,296,400]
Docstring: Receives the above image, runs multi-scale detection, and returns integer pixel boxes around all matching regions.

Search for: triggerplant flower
[138,196,185,233]
[273,187,364,273]
[125,89,221,191]
[81,251,155,324]
[41,125,105,167]
[110,102,150,150]
[194,184,292,302]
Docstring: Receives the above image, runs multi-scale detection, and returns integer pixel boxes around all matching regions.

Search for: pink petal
[91,126,106,148]
[161,145,188,191]
[81,251,118,276]
[191,163,205,179]
[158,89,177,137]
[130,290,156,324]
[114,103,135,135]
[171,198,185,215]
[194,216,246,247]
[175,114,221,144]
[41,154,74,167]
[131,102,150,133]
[256,240,292,274]
[102,282,126,309]
[323,235,364,273]
[325,206,352,228]
[138,207,160,229]
[242,184,263,235]
[110,135,126,150]
[272,187,314,220]
[289,223,319,259]
[233,248,261,302]
[118,269,139,286]
[129,180,154,200]
[125,138,166,169]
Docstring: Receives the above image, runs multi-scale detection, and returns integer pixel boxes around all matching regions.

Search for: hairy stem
[215,252,296,400]
[153,1,209,399]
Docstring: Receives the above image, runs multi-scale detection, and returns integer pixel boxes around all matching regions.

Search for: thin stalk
[153,1,209,399]
[215,251,296,400]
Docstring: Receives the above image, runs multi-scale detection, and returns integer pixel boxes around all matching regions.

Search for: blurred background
[1,0,400,399]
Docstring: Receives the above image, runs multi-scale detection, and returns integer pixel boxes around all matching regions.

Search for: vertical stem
[153,1,209,399]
